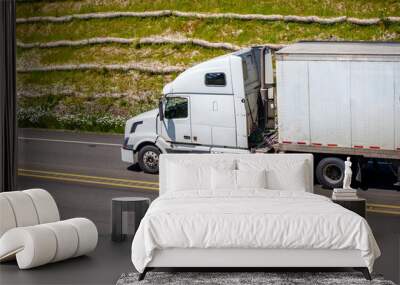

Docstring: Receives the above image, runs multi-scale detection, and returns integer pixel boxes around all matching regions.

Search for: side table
[332,198,366,218]
[111,197,150,242]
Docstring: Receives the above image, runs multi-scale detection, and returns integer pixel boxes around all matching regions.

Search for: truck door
[160,96,192,144]
[191,94,236,147]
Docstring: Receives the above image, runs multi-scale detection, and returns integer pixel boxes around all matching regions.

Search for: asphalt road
[18,128,157,183]
[17,128,159,234]
[16,128,400,284]
[18,128,400,205]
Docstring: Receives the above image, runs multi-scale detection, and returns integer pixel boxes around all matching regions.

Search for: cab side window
[165,97,188,119]
[205,73,226,86]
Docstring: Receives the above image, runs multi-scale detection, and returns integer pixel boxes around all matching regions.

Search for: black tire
[316,157,345,189]
[138,145,160,174]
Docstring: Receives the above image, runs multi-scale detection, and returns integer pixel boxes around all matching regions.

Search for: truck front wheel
[138,145,160,174]
[316,157,345,189]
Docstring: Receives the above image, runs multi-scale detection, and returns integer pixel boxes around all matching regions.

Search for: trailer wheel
[316,157,345,189]
[138,145,160,174]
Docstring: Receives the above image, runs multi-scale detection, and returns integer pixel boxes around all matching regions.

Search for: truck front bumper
[121,147,135,164]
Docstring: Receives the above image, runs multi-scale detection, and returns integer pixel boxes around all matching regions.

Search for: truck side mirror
[159,99,164,121]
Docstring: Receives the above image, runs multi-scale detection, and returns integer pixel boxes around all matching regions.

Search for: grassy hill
[16,0,400,133]
[16,0,400,18]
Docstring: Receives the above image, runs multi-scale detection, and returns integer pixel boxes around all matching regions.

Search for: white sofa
[0,189,98,269]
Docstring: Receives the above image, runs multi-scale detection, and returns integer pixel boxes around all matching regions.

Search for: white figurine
[343,157,353,189]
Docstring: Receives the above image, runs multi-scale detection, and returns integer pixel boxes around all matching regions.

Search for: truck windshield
[165,97,188,119]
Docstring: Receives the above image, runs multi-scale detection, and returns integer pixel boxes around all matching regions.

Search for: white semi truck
[121,41,400,189]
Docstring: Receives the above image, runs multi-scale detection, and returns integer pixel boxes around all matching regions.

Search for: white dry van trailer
[121,41,400,189]
[275,42,400,188]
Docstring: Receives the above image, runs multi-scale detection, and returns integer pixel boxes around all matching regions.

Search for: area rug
[116,272,396,285]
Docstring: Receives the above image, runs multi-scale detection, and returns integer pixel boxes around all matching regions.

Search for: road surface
[16,128,400,283]
[18,128,399,208]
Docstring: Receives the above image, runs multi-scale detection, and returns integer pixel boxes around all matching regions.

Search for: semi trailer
[121,41,400,189]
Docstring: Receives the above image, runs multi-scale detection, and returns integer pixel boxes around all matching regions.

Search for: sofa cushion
[1,192,39,227]
[42,221,79,262]
[64,218,98,257]
[0,189,60,236]
[0,196,17,237]
[23,189,60,224]
[0,226,57,269]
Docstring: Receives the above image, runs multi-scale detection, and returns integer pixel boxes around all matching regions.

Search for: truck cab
[121,47,274,173]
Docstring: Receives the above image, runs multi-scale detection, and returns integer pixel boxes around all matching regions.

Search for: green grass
[16,0,400,18]
[17,70,174,95]
[17,44,227,68]
[15,0,400,133]
[17,89,161,133]
[17,70,171,133]
[17,17,400,45]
